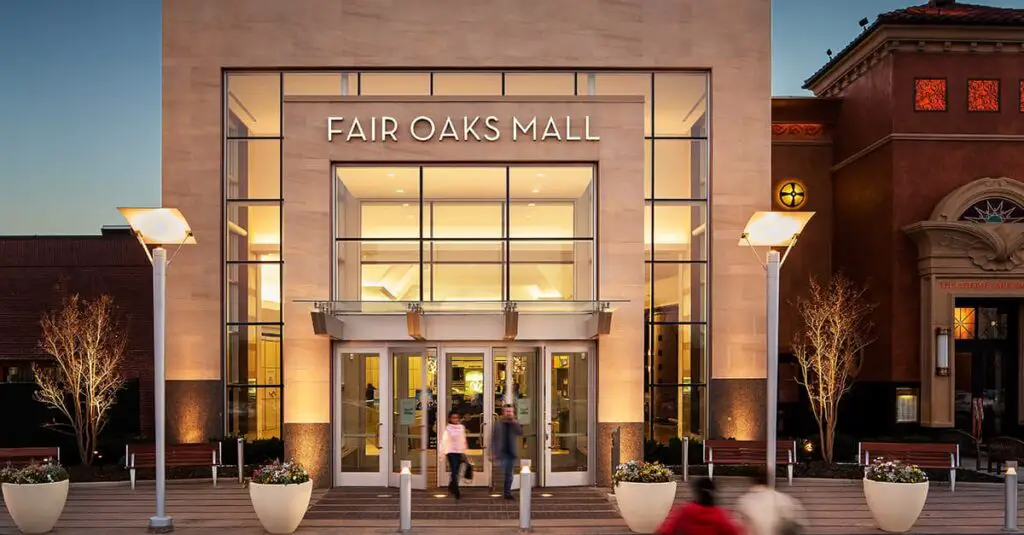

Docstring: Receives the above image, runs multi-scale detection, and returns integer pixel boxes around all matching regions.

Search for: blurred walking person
[735,469,806,535]
[657,476,741,535]
[490,404,523,499]
[440,411,468,499]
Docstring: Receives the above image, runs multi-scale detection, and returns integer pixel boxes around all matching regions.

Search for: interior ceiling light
[396,189,404,193]
[528,203,535,207]
[536,173,545,177]
[532,188,541,193]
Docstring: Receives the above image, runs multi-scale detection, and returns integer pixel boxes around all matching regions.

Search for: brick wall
[0,227,155,434]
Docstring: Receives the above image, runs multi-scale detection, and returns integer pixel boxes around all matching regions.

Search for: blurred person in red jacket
[657,476,741,535]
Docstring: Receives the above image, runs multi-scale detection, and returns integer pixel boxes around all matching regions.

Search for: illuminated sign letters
[327,115,599,143]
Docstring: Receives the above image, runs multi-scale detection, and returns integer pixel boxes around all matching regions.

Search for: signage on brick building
[938,280,1024,291]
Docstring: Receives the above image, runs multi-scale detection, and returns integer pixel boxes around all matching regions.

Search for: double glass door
[335,344,592,488]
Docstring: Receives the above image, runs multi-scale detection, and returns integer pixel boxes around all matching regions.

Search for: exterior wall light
[935,326,951,376]
[895,387,919,424]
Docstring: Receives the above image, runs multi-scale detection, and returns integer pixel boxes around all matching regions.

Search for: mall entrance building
[161,0,771,487]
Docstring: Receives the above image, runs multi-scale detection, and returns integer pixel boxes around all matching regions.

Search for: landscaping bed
[668,461,1002,483]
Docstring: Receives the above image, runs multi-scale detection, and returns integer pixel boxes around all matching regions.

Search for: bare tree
[36,294,127,466]
[792,275,876,464]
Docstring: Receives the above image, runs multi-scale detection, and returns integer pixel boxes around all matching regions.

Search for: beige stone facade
[163,0,772,485]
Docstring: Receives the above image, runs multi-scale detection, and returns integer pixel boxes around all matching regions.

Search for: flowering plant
[612,460,673,486]
[251,459,310,485]
[0,462,69,485]
[864,458,928,484]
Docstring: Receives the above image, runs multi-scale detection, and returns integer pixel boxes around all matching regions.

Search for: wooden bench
[126,443,221,489]
[0,447,60,467]
[986,436,1024,473]
[703,439,798,485]
[858,441,959,491]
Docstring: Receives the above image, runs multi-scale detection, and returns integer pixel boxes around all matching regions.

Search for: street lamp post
[739,211,814,489]
[118,208,196,533]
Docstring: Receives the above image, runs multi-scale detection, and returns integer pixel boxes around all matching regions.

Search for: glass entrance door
[389,348,434,488]
[336,350,387,486]
[439,349,493,488]
[493,347,539,490]
[544,346,593,486]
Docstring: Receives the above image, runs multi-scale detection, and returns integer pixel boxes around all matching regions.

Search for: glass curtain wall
[334,165,595,302]
[224,73,284,439]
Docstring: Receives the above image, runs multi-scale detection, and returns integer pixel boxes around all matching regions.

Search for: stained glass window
[978,308,1008,340]
[958,197,1024,224]
[953,307,975,340]
[1019,81,1024,113]
[915,79,947,112]
[968,79,1000,112]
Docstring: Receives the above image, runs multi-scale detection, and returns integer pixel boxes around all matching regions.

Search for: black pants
[446,453,463,497]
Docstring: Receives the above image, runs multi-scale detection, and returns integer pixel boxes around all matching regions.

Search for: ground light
[118,207,196,533]
[739,210,814,489]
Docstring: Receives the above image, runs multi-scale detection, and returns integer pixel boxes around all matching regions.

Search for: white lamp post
[739,210,814,489]
[118,207,196,533]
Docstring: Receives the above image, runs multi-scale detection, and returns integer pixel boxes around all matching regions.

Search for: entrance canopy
[304,300,619,342]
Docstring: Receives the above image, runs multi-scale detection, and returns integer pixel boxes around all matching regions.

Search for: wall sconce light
[935,327,951,376]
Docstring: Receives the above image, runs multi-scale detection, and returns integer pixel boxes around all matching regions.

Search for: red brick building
[0,226,154,440]
[775,0,1024,438]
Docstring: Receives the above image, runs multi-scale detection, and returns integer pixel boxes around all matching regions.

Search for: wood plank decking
[0,477,1020,534]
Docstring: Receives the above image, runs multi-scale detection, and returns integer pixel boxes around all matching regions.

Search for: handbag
[461,455,474,480]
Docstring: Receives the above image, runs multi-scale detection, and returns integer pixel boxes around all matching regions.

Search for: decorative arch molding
[905,178,1024,273]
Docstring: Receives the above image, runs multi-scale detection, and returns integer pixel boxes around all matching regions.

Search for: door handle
[374,422,382,449]
[481,422,488,449]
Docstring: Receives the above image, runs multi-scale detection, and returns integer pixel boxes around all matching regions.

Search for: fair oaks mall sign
[326,115,599,143]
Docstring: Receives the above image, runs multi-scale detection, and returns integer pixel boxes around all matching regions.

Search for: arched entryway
[905,177,1024,434]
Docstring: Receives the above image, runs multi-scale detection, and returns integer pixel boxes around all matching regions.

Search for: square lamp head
[118,207,196,245]
[738,211,815,247]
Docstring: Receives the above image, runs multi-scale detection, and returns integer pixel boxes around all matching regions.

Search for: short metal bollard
[682,436,690,482]
[1006,461,1018,532]
[236,437,244,484]
[520,459,532,532]
[400,460,412,533]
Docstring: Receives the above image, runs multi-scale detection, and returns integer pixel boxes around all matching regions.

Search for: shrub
[0,463,70,485]
[251,459,310,485]
[612,460,673,486]
[865,458,927,484]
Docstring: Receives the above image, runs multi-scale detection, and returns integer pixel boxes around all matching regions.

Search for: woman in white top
[440,410,468,499]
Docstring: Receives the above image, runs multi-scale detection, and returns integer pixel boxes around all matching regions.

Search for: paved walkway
[0,477,1021,533]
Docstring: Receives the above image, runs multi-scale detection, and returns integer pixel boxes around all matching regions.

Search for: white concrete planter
[614,480,677,533]
[1,480,69,534]
[863,478,929,533]
[249,480,313,534]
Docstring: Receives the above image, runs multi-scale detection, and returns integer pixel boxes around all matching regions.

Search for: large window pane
[359,72,430,96]
[587,73,651,135]
[504,73,575,96]
[647,386,705,443]
[227,202,281,260]
[432,73,502,95]
[284,72,355,96]
[645,202,707,261]
[510,240,593,301]
[227,262,282,323]
[337,241,421,301]
[226,73,280,137]
[429,263,503,301]
[509,166,593,238]
[226,139,280,199]
[431,203,503,238]
[653,139,708,200]
[361,263,420,301]
[654,73,708,137]
[648,323,706,384]
[646,263,707,322]
[228,386,281,440]
[423,167,505,200]
[336,167,420,239]
[226,325,282,385]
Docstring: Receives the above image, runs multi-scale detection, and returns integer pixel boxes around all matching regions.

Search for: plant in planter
[248,459,313,534]
[1,463,70,534]
[612,460,676,533]
[863,458,929,533]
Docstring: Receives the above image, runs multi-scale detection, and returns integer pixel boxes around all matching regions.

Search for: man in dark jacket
[490,404,523,499]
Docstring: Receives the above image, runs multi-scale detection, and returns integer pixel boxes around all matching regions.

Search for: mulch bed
[678,461,1002,483]
[66,464,257,483]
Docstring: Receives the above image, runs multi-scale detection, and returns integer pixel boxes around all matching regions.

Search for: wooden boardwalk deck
[0,477,1020,533]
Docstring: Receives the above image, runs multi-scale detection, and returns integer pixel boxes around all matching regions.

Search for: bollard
[236,437,244,485]
[610,426,621,477]
[1006,461,1018,532]
[682,436,690,482]
[400,460,412,533]
[520,459,532,532]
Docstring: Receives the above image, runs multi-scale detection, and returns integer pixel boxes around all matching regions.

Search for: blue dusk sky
[0,0,1019,235]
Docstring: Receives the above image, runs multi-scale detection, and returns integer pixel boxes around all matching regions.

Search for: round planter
[1,479,69,534]
[863,478,929,533]
[249,480,313,534]
[614,480,677,533]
